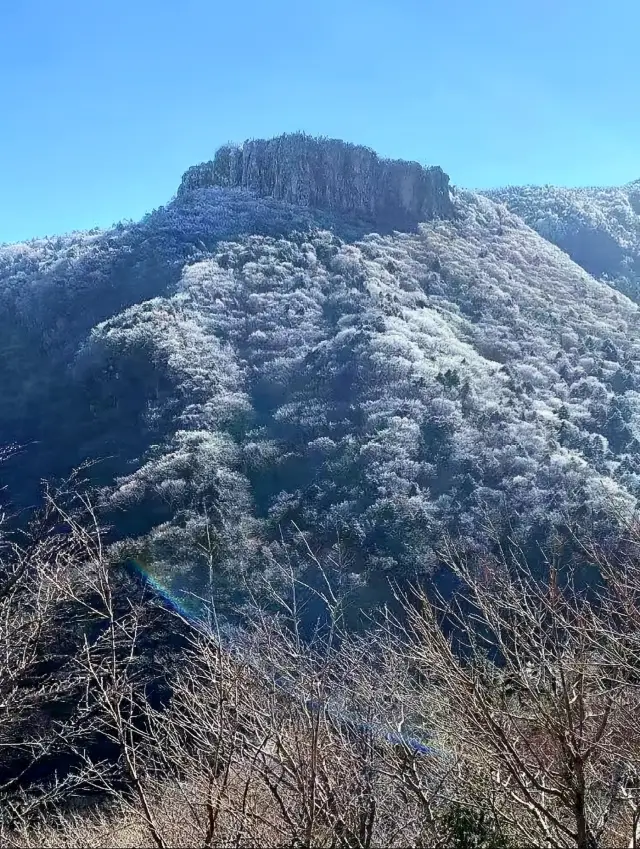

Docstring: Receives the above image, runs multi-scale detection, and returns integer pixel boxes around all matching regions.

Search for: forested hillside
[486,179,640,300]
[2,134,640,610]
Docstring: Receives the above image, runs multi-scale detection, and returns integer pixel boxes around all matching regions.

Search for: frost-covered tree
[2,160,640,608]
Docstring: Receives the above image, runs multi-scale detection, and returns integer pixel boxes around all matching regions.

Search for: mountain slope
[2,134,640,609]
[485,180,640,300]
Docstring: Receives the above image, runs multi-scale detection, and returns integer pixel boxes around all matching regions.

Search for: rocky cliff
[178,133,454,228]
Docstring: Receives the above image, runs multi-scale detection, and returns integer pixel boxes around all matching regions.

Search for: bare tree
[26,532,457,848]
[12,494,640,848]
[382,526,640,848]
[0,477,102,840]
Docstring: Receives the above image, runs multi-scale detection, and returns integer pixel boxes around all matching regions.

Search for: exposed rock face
[178,133,454,228]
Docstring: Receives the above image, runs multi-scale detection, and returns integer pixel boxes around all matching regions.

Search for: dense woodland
[2,135,640,845]
[3,159,640,609]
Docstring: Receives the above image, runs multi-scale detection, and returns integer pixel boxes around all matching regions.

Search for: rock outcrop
[178,133,454,228]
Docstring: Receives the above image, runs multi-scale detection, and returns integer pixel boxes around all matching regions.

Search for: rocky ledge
[178,133,454,229]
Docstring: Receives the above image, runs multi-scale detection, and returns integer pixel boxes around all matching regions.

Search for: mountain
[485,179,640,300]
[2,133,640,610]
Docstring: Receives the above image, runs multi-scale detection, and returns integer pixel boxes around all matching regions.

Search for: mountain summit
[178,133,454,229]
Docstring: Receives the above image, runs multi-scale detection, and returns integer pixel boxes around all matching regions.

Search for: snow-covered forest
[2,137,640,610]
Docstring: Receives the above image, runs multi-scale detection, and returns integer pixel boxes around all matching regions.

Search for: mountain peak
[177,132,454,229]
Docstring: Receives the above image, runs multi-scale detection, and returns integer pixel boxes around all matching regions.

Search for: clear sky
[1,0,638,243]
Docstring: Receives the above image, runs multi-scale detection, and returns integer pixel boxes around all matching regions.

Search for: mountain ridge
[484,178,640,300]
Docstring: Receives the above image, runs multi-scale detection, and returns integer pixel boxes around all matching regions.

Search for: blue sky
[1,0,638,243]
